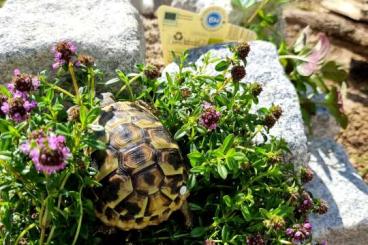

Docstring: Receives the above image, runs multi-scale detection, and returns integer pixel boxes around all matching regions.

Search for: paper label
[157,5,257,64]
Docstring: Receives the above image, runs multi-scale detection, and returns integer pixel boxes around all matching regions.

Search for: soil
[140,2,368,182]
[141,15,165,70]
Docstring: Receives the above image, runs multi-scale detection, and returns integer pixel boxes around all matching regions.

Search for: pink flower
[297,33,331,76]
[3,97,37,122]
[20,132,70,174]
[10,69,40,93]
[199,102,221,131]
[51,41,78,69]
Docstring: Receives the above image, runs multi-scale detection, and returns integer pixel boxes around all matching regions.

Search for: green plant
[0,41,103,244]
[108,43,327,244]
[232,0,289,43]
[278,27,348,129]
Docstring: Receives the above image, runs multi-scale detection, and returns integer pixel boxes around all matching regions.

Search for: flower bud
[270,105,282,120]
[246,234,265,245]
[301,166,314,183]
[315,199,329,214]
[231,65,246,82]
[144,64,161,80]
[250,83,262,97]
[264,114,277,128]
[236,42,251,60]
[78,54,95,67]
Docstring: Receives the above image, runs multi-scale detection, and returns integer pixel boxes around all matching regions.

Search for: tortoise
[90,93,190,231]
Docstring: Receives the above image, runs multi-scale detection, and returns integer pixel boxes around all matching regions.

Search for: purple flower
[0,95,8,117]
[303,222,312,233]
[293,231,304,241]
[246,234,265,245]
[10,69,40,93]
[7,83,28,99]
[297,192,314,214]
[51,40,78,69]
[3,97,37,122]
[286,222,312,244]
[20,132,70,174]
[285,228,294,237]
[199,102,221,131]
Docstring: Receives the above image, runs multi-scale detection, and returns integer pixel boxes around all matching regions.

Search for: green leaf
[190,227,206,238]
[217,164,228,179]
[321,61,348,83]
[222,134,234,154]
[0,84,11,97]
[105,78,120,85]
[215,60,230,72]
[174,127,187,140]
[187,151,204,166]
[241,205,251,221]
[221,225,230,242]
[233,152,247,161]
[223,195,232,207]
[187,174,197,189]
[83,138,106,150]
[325,87,348,128]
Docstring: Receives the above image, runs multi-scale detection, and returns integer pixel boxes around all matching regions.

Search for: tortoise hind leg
[180,201,193,227]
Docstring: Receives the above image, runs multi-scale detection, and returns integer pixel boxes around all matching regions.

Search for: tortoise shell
[92,101,188,230]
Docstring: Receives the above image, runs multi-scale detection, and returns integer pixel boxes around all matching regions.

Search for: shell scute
[109,124,143,149]
[134,165,164,195]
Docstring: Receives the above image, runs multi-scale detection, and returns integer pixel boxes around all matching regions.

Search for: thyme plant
[109,42,328,244]
[0,41,103,244]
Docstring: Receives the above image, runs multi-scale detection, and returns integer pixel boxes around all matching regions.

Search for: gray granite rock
[307,94,341,139]
[162,41,309,166]
[171,0,245,25]
[131,0,172,15]
[306,139,368,245]
[0,0,145,82]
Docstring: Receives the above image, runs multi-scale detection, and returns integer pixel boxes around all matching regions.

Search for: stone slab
[0,0,145,82]
[307,139,368,245]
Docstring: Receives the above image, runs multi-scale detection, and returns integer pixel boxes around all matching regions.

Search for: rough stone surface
[0,0,145,82]
[162,41,308,166]
[306,93,341,139]
[171,0,245,25]
[131,0,172,15]
[306,139,368,245]
[309,106,341,139]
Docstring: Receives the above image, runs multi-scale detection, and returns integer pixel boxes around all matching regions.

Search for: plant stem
[213,77,231,98]
[116,74,141,98]
[15,223,36,245]
[279,55,310,62]
[246,0,270,24]
[45,173,71,244]
[39,206,48,245]
[68,62,81,104]
[42,80,75,99]
[89,67,95,106]
[71,187,84,245]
